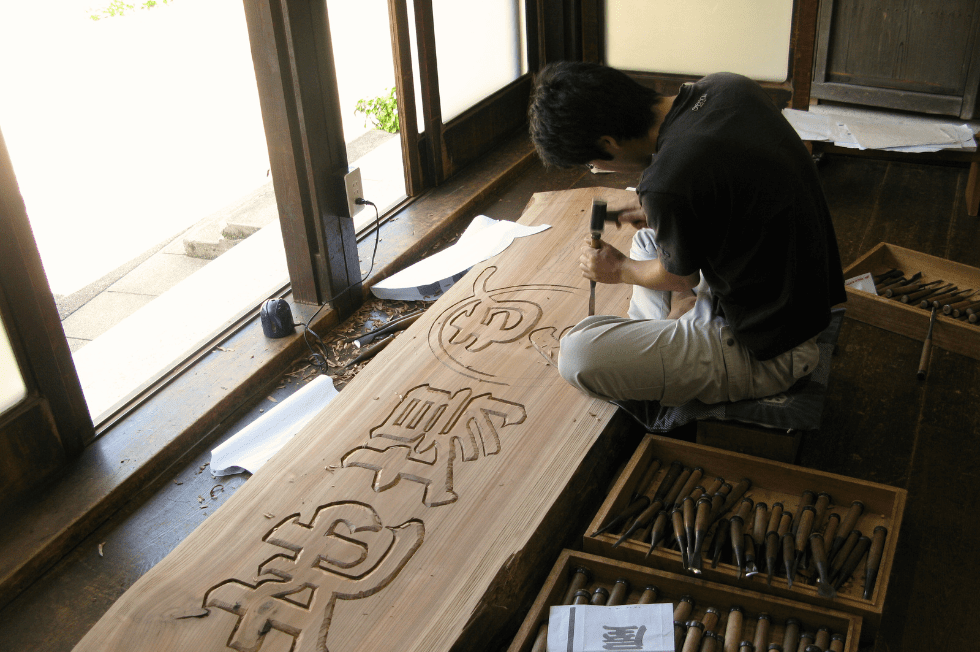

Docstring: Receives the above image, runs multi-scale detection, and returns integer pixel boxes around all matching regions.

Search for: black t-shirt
[636,73,846,360]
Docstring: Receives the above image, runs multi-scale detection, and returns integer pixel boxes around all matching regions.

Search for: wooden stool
[696,419,804,464]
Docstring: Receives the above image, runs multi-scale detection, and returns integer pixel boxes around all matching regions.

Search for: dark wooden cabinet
[811,0,980,119]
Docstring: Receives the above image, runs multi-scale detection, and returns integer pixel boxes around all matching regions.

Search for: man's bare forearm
[620,257,700,292]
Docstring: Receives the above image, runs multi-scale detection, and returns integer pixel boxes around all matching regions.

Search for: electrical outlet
[344,167,363,219]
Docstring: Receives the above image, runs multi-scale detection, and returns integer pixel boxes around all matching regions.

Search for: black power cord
[298,197,382,373]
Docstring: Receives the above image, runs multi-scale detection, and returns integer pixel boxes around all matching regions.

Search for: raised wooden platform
[71,188,640,652]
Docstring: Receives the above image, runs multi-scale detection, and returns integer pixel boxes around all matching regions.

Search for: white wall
[605,0,794,82]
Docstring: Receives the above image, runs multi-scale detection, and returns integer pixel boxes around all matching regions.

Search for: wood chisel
[916,306,937,380]
[588,199,606,316]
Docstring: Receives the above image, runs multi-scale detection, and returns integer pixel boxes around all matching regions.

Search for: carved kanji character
[204,502,424,651]
[342,385,525,506]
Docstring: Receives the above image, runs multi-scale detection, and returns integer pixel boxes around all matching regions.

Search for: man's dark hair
[529,61,663,168]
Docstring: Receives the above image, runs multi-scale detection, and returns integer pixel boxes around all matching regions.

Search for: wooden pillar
[967,160,979,217]
[242,0,361,314]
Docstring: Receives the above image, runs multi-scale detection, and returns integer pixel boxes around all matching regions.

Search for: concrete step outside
[183,181,278,259]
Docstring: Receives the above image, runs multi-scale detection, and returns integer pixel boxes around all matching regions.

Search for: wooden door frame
[580,0,820,110]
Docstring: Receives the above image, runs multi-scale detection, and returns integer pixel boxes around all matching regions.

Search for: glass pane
[327,0,407,223]
[604,0,794,82]
[0,1,286,423]
[432,0,526,122]
[0,317,28,415]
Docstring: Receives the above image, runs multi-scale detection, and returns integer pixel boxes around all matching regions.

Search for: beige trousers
[557,229,818,407]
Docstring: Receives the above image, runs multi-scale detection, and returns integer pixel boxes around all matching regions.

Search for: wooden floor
[1,151,978,651]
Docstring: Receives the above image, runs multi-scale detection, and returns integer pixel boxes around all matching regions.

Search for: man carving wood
[528,63,846,412]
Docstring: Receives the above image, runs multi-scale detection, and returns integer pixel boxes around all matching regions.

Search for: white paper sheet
[846,121,960,150]
[547,604,673,652]
[845,272,878,295]
[782,107,978,153]
[210,375,338,476]
[370,215,551,301]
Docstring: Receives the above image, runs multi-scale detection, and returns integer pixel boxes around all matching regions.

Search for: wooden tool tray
[843,242,980,361]
[583,435,905,637]
[507,549,861,652]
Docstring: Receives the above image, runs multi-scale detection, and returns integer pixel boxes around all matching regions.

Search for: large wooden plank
[71,187,637,652]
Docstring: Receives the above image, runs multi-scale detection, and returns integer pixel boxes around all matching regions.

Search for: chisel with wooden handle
[588,199,606,316]
[863,525,888,600]
[917,306,937,380]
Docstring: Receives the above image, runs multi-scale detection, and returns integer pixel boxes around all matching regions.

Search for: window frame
[0,127,94,512]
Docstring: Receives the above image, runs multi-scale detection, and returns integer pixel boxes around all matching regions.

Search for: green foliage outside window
[89,0,171,21]
[354,87,399,134]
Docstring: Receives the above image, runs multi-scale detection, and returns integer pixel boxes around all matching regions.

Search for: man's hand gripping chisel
[588,199,607,316]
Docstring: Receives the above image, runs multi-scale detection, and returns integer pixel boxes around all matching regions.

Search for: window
[0,319,26,416]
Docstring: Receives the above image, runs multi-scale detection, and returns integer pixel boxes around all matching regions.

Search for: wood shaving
[98,542,105,557]
[210,484,225,499]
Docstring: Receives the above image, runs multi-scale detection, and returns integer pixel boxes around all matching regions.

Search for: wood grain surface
[72,187,639,652]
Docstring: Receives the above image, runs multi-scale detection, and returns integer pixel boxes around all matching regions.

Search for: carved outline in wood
[429,267,582,385]
[203,501,424,652]
[341,384,527,506]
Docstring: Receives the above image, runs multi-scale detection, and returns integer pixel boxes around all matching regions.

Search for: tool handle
[652,460,684,503]
[752,502,769,544]
[714,478,751,522]
[530,623,548,652]
[676,467,705,508]
[834,535,872,590]
[813,492,832,526]
[752,614,771,652]
[863,525,888,600]
[916,338,933,380]
[822,513,841,550]
[724,607,743,652]
[782,619,801,652]
[766,502,784,535]
[733,497,754,523]
[638,586,659,604]
[663,467,693,508]
[633,458,662,501]
[702,607,721,633]
[673,595,695,621]
[830,529,862,575]
[836,501,865,548]
[561,566,592,604]
[777,511,793,537]
[590,199,607,233]
[917,306,937,380]
[607,578,630,606]
[794,506,816,551]
[809,533,829,573]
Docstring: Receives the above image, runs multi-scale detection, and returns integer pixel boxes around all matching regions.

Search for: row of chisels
[873,268,980,322]
[529,565,849,652]
[590,458,889,601]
